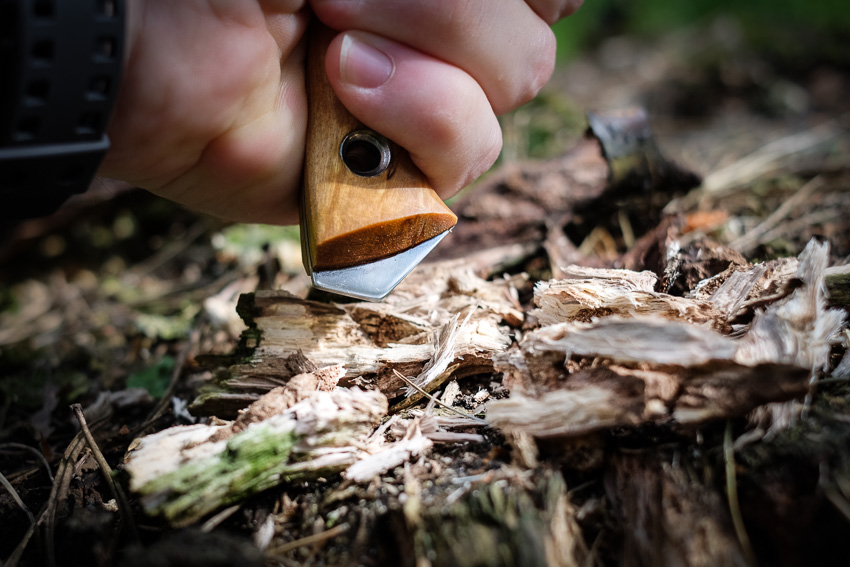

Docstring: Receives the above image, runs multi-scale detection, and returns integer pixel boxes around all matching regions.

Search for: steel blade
[310,231,449,301]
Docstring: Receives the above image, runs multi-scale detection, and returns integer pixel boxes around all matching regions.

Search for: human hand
[99,0,583,225]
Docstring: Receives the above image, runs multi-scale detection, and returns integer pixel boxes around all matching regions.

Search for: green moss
[127,356,175,399]
[139,422,301,524]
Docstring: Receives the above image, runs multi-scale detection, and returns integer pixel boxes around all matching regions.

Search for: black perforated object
[0,0,125,219]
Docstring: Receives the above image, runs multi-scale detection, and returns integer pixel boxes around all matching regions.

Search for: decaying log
[489,240,846,437]
[107,90,850,567]
[192,236,844,440]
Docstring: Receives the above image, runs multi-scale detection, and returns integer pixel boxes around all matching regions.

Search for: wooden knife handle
[302,23,457,272]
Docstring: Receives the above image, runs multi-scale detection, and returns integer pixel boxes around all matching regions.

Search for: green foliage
[127,356,175,399]
[134,308,197,340]
[498,90,586,162]
[212,223,300,267]
[553,0,850,63]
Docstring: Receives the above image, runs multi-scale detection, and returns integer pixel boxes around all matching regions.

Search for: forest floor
[1,15,849,567]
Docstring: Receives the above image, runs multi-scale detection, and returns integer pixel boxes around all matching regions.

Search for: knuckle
[480,122,503,171]
[426,107,466,151]
[423,108,502,194]
[521,25,557,104]
[417,79,488,151]
[492,23,556,113]
[432,0,486,43]
[460,118,502,189]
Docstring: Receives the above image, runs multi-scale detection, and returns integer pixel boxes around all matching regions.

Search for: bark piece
[703,265,768,321]
[528,316,737,366]
[486,387,642,438]
[587,107,701,195]
[125,385,387,526]
[488,360,807,436]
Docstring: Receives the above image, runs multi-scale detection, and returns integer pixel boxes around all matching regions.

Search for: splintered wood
[125,235,847,528]
[489,240,845,435]
[125,266,522,525]
[190,265,519,417]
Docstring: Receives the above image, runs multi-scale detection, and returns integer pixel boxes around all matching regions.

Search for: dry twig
[0,470,34,525]
[724,421,757,567]
[0,443,54,483]
[392,369,487,425]
[267,523,350,557]
[730,176,826,253]
[70,404,139,544]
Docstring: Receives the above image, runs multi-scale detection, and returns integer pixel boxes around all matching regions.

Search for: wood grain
[303,24,457,271]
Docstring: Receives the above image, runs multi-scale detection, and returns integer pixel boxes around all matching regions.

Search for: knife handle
[302,23,457,273]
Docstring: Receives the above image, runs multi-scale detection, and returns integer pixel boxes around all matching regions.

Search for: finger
[260,0,310,54]
[325,31,502,200]
[145,32,309,225]
[524,0,585,24]
[258,0,306,13]
[311,0,556,115]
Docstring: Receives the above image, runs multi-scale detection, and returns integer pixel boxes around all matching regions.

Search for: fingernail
[339,33,393,89]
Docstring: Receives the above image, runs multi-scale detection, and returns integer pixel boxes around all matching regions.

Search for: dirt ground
[1,14,849,567]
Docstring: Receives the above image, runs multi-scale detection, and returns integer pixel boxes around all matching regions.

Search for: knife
[300,24,457,301]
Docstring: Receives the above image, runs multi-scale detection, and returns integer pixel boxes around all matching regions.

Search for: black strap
[0,0,125,219]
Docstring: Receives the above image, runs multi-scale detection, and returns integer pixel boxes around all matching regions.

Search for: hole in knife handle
[339,130,391,177]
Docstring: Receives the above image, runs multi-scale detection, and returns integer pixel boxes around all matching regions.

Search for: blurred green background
[496,0,850,163]
[552,0,850,64]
